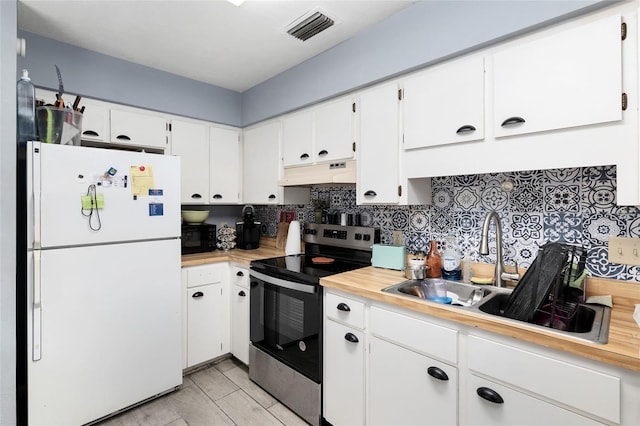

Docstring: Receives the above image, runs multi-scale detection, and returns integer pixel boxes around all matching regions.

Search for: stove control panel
[303,223,380,251]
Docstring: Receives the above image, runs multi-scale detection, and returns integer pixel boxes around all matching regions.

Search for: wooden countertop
[321,266,640,373]
[183,243,640,372]
[181,237,285,268]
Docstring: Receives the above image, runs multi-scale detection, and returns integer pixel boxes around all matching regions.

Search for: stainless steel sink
[382,279,493,307]
[475,292,611,344]
[381,279,611,344]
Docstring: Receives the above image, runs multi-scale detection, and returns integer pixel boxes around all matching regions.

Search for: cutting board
[275,211,295,249]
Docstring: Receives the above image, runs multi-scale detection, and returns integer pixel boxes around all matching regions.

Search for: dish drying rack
[502,242,587,331]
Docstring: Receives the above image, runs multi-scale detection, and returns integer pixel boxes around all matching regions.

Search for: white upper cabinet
[282,109,314,167]
[282,96,355,168]
[110,109,168,150]
[493,14,623,138]
[403,55,485,149]
[78,99,110,143]
[357,83,400,204]
[209,127,241,204]
[243,121,281,204]
[171,119,209,204]
[314,97,355,163]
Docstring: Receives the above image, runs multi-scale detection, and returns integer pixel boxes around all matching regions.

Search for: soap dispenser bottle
[442,231,462,280]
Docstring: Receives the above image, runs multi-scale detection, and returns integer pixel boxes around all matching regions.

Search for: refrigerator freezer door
[28,239,182,425]
[29,142,180,249]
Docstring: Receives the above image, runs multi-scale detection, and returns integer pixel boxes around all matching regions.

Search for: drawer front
[468,336,620,423]
[325,291,365,329]
[186,263,226,288]
[370,306,458,364]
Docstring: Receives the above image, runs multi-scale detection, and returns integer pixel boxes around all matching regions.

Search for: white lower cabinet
[369,336,457,426]
[230,266,250,365]
[323,288,639,425]
[182,263,230,369]
[324,319,365,426]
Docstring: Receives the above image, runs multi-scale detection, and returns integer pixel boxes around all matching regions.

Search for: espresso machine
[236,205,261,250]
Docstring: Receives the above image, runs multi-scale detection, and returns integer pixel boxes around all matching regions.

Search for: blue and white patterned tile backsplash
[254,165,640,282]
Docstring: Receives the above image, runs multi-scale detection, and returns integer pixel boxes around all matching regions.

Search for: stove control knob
[363,234,371,241]
[304,229,317,235]
[355,233,362,240]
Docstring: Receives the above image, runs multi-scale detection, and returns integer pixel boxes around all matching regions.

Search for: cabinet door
[404,55,484,149]
[493,14,622,138]
[369,336,457,426]
[243,122,281,204]
[110,109,168,150]
[231,283,250,365]
[357,82,400,204]
[314,97,355,163]
[282,110,314,167]
[323,319,365,426]
[187,284,221,367]
[466,374,601,425]
[79,100,110,142]
[171,120,209,204]
[210,127,241,204]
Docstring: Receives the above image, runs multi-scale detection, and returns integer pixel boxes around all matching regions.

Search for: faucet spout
[479,211,519,287]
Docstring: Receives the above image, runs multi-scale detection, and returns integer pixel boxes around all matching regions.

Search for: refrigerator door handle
[32,144,42,249]
[33,250,42,361]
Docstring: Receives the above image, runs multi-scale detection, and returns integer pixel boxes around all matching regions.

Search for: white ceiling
[18,0,414,92]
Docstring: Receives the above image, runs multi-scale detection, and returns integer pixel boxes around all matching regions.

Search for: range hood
[278,160,356,186]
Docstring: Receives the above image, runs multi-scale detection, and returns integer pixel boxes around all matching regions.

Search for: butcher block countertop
[321,266,640,373]
[181,237,286,268]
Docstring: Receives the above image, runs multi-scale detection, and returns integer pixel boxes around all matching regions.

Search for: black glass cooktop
[250,254,368,284]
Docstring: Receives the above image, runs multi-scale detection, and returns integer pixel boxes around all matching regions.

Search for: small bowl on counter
[181,210,209,224]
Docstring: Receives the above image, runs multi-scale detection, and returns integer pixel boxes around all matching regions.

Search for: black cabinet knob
[344,332,359,343]
[427,366,449,381]
[212,194,223,199]
[268,194,276,200]
[192,291,204,298]
[238,290,246,297]
[477,387,504,404]
[456,124,477,134]
[116,134,131,141]
[236,271,244,277]
[318,149,328,157]
[364,190,377,197]
[337,302,351,312]
[300,153,310,160]
[191,193,202,199]
[500,116,526,127]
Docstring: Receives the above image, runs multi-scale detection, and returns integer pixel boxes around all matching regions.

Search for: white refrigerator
[25,142,182,425]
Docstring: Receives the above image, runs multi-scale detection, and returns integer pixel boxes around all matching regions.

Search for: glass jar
[425,240,442,278]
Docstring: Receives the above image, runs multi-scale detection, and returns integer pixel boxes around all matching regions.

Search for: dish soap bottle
[442,231,462,280]
[17,69,36,144]
[425,240,442,278]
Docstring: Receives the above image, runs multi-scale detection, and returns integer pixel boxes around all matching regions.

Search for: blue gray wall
[17,32,243,127]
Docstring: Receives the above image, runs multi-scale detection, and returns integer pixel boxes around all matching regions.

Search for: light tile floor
[98,357,308,426]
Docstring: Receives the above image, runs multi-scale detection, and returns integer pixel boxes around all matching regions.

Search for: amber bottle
[425,240,442,278]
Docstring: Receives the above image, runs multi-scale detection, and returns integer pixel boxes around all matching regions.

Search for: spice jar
[425,240,442,278]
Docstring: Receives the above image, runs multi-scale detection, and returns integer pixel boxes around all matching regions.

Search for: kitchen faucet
[479,211,520,287]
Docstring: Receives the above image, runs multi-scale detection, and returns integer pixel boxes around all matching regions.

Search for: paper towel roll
[285,220,301,255]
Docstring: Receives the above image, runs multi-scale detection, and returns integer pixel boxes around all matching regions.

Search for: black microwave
[181,224,217,254]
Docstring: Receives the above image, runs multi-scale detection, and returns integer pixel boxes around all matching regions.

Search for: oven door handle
[250,270,318,294]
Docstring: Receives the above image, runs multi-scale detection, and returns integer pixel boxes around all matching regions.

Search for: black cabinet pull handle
[427,366,449,381]
[192,291,204,298]
[337,302,351,312]
[456,124,476,134]
[116,134,132,141]
[477,387,504,404]
[191,193,202,199]
[268,194,276,200]
[236,271,244,277]
[344,332,359,343]
[318,149,328,157]
[212,194,222,199]
[500,116,526,127]
[364,190,377,197]
[82,130,99,137]
[300,153,310,160]
[238,290,246,297]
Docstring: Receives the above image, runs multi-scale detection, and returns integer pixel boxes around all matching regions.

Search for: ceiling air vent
[286,10,335,42]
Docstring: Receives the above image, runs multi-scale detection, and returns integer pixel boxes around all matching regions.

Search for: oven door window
[250,276,321,382]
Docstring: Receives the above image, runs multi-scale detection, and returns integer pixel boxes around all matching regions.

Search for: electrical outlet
[392,231,403,245]
[608,236,640,266]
